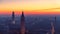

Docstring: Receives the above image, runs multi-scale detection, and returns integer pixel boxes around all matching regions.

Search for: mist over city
[0,11,60,34]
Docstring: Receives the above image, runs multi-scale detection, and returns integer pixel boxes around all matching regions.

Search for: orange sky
[0,10,60,15]
[0,0,60,15]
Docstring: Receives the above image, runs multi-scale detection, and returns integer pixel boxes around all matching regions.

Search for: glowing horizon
[0,0,60,15]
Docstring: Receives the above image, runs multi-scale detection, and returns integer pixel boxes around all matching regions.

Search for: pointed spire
[21,11,24,17]
[12,11,15,24]
[20,11,25,34]
[12,11,14,15]
[12,11,15,20]
[12,11,14,13]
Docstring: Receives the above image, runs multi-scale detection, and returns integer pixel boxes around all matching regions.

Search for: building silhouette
[12,11,15,24]
[20,11,26,34]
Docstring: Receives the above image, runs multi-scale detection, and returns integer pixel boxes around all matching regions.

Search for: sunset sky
[0,0,60,15]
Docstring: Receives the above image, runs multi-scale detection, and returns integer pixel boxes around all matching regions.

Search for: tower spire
[21,11,24,17]
[12,11,15,20]
[12,11,15,24]
[20,11,25,34]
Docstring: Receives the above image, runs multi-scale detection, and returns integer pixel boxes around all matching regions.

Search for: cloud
[42,7,60,11]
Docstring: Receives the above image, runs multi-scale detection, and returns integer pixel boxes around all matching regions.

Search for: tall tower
[20,11,25,34]
[12,11,15,24]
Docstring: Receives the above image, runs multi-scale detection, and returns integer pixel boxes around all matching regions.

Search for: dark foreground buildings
[9,11,26,34]
[0,11,30,34]
[0,11,57,34]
